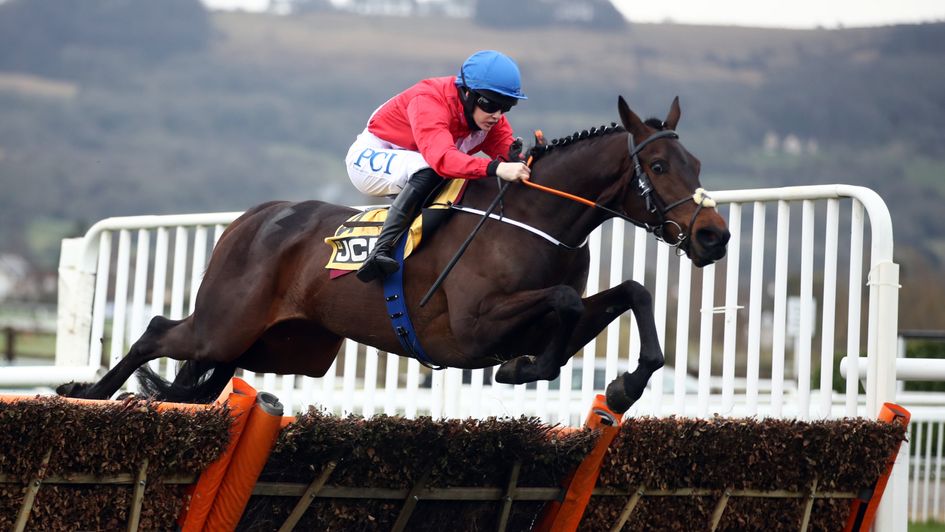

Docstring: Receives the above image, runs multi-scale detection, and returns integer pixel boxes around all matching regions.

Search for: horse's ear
[618,95,646,137]
[664,96,681,130]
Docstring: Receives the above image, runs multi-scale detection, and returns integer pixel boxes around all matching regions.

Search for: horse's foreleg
[57,316,185,400]
[470,286,584,385]
[584,281,663,414]
[552,280,664,414]
[565,280,663,367]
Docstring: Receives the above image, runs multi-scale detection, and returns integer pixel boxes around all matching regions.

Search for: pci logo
[354,148,398,175]
[332,235,377,265]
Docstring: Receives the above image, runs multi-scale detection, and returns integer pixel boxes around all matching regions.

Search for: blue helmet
[456,50,527,101]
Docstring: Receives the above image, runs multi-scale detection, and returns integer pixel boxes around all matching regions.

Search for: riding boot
[357,168,443,282]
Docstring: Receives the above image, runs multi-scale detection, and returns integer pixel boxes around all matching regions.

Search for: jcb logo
[334,236,377,263]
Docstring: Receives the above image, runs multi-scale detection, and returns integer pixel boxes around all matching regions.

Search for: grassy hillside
[1,7,944,325]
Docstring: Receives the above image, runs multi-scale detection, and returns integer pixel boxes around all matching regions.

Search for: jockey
[345,50,531,283]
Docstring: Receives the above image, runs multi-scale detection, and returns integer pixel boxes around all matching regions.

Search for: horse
[57,96,730,415]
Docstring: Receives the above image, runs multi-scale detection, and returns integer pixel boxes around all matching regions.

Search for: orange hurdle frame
[843,402,911,532]
[532,394,622,532]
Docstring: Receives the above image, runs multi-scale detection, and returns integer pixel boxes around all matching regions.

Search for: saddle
[324,178,467,277]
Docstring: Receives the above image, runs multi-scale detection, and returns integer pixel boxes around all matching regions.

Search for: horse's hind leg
[135,359,237,403]
[57,316,186,400]
[475,286,584,385]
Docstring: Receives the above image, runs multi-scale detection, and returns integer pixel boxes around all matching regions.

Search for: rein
[521,129,717,251]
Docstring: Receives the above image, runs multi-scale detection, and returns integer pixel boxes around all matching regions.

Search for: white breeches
[345,129,431,197]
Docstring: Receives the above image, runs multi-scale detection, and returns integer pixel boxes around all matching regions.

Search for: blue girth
[382,237,443,370]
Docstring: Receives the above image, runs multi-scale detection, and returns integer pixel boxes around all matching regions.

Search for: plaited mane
[527,117,667,162]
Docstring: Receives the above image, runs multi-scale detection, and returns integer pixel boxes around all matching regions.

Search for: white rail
[0,184,907,528]
[841,357,945,382]
[909,413,945,523]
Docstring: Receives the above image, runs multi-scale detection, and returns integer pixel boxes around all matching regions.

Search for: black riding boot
[356,168,442,282]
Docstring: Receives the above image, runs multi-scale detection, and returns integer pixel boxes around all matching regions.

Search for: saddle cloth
[324,178,467,276]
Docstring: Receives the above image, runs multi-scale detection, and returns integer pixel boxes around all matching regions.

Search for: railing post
[54,237,96,367]
[869,261,901,532]
[868,261,900,416]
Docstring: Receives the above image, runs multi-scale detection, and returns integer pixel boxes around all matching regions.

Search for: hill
[0,4,944,326]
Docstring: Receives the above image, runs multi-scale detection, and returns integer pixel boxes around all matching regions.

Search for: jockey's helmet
[456,50,527,104]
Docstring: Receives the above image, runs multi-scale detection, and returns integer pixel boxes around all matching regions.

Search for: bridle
[519,128,717,253]
[626,129,717,252]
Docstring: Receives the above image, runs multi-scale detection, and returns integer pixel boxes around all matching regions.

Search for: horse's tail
[135,360,237,403]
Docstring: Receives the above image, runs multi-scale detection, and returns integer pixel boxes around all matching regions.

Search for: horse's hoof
[605,370,648,415]
[494,359,522,384]
[56,381,86,398]
[494,357,529,384]
[605,376,633,414]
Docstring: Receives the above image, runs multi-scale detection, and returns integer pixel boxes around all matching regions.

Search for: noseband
[626,129,717,252]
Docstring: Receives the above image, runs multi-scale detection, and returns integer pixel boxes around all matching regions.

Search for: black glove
[506,137,525,162]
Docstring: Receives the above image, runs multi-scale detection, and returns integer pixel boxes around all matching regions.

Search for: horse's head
[617,95,729,267]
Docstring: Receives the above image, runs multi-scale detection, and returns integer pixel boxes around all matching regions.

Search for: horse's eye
[651,161,668,175]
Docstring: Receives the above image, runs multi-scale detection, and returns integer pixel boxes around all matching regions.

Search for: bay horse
[58,96,730,414]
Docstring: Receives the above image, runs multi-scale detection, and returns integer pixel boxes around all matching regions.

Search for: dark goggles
[473,92,514,114]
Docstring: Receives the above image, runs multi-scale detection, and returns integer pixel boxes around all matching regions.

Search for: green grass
[911,522,945,532]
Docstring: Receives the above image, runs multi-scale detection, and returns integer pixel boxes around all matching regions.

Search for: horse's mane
[526,118,668,163]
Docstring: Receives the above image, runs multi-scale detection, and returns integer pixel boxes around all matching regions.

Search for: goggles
[473,91,514,114]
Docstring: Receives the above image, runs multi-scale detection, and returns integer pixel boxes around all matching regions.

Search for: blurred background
[0,0,943,354]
